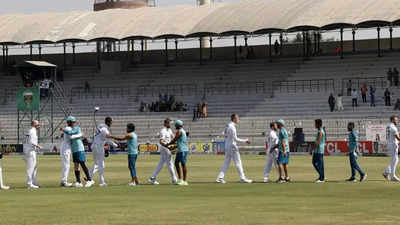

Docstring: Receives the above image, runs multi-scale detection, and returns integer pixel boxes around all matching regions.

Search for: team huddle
[0,114,399,189]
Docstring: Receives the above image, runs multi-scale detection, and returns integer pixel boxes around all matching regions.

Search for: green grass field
[1,154,400,225]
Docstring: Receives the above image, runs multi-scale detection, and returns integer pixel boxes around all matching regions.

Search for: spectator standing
[394,99,400,111]
[361,85,368,103]
[384,88,391,106]
[387,68,393,87]
[394,68,400,86]
[335,94,344,111]
[369,86,375,107]
[347,80,352,96]
[84,81,90,93]
[328,94,335,112]
[274,40,280,56]
[351,89,358,108]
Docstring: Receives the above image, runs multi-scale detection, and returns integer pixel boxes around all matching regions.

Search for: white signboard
[366,124,386,142]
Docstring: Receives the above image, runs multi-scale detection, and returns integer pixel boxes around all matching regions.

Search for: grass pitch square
[0,154,400,225]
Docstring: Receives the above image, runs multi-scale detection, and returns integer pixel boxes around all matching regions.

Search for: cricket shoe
[285,177,291,183]
[216,178,226,184]
[345,178,357,182]
[263,177,270,183]
[73,182,83,188]
[391,177,400,182]
[240,178,253,183]
[60,182,73,187]
[28,184,40,189]
[176,180,184,185]
[360,174,367,182]
[276,178,286,183]
[148,177,159,185]
[99,183,108,187]
[128,182,136,187]
[182,181,189,186]
[0,185,10,190]
[85,180,95,188]
[315,179,325,183]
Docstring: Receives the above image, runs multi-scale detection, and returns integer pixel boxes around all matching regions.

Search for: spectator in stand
[384,88,391,106]
[328,94,335,112]
[360,85,368,103]
[84,81,90,93]
[196,103,202,118]
[369,86,376,107]
[347,80,352,96]
[394,99,400,111]
[335,94,344,111]
[274,40,280,56]
[201,101,208,118]
[394,68,400,86]
[387,68,393,87]
[351,89,358,108]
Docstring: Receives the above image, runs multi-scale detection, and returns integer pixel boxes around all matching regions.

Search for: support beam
[130,40,135,65]
[38,44,42,60]
[5,45,8,67]
[377,26,381,57]
[389,26,393,51]
[96,41,101,70]
[234,35,237,64]
[302,32,306,58]
[209,37,213,60]
[268,33,272,62]
[313,32,317,56]
[279,33,283,56]
[317,32,321,55]
[72,43,76,64]
[140,39,144,63]
[352,28,356,53]
[30,44,33,60]
[175,39,178,61]
[63,43,67,68]
[199,38,203,65]
[340,27,344,59]
[2,45,5,68]
[244,36,248,47]
[164,39,168,67]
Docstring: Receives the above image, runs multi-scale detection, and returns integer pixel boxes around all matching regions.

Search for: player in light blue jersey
[346,122,367,182]
[311,119,326,183]
[277,119,290,183]
[61,116,94,188]
[111,123,140,186]
[167,120,189,186]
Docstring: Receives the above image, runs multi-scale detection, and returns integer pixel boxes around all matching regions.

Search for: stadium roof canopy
[0,0,399,44]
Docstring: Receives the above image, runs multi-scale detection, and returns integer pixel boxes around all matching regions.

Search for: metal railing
[204,81,266,95]
[341,77,387,90]
[136,83,197,97]
[273,79,335,93]
[70,87,133,100]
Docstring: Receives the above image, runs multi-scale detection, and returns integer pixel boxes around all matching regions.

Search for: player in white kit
[0,135,10,190]
[383,115,400,181]
[60,119,73,187]
[216,114,252,184]
[23,120,43,189]
[263,122,279,182]
[90,117,118,187]
[148,118,178,185]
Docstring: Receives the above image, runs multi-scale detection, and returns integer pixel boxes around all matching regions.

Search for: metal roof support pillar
[302,32,306,58]
[96,41,101,70]
[72,43,76,64]
[199,38,203,65]
[164,39,169,67]
[317,32,321,55]
[352,28,356,53]
[130,40,135,65]
[313,32,317,56]
[209,37,213,60]
[5,45,8,68]
[140,39,144,63]
[279,33,283,56]
[30,44,33,60]
[38,44,42,60]
[2,45,5,68]
[340,27,344,59]
[175,39,178,62]
[244,36,248,47]
[269,33,272,62]
[377,26,381,57]
[63,42,67,68]
[234,35,238,64]
[389,26,393,51]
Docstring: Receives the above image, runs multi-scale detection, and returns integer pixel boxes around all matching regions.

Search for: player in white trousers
[383,115,400,181]
[0,143,10,190]
[23,120,43,189]
[60,119,73,187]
[216,114,252,184]
[90,117,117,187]
[149,118,178,185]
[263,122,279,182]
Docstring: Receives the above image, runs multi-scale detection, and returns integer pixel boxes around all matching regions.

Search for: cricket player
[90,117,118,187]
[111,123,139,186]
[60,119,73,187]
[62,116,94,188]
[148,118,178,185]
[0,135,10,190]
[346,122,367,182]
[23,120,43,189]
[383,115,400,181]
[263,122,279,182]
[277,119,290,183]
[311,119,326,183]
[216,114,252,184]
[167,120,189,185]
